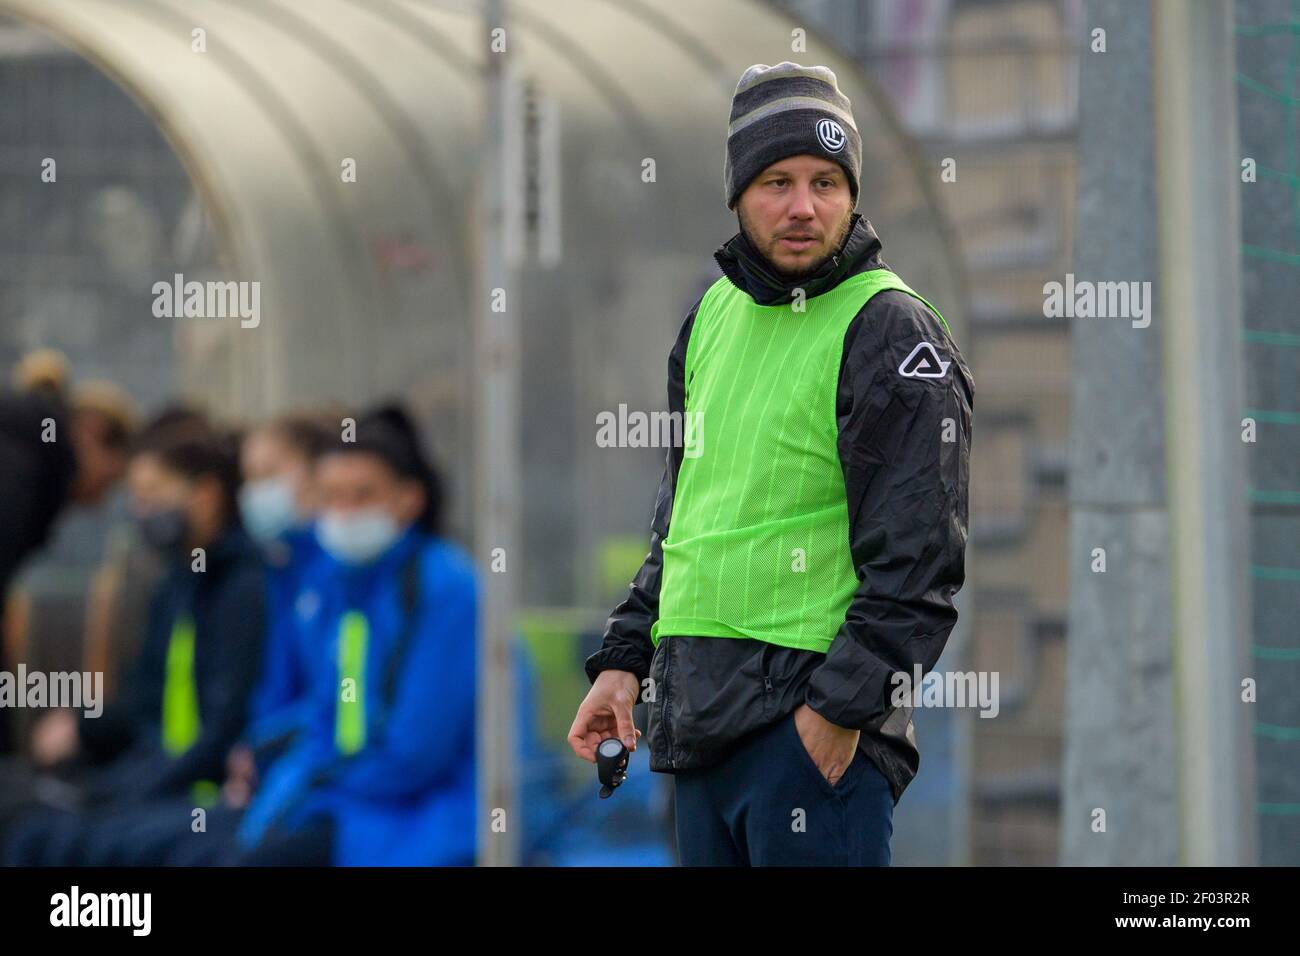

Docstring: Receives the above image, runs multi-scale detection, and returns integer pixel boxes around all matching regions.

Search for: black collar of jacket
[206,526,256,567]
[712,212,884,306]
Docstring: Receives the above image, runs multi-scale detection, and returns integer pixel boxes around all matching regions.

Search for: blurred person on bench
[2,412,265,864]
[61,405,479,866]
[224,411,336,805]
[0,349,136,757]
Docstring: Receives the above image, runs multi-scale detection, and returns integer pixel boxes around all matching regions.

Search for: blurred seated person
[53,406,478,867]
[225,412,335,805]
[2,413,265,865]
[0,349,136,756]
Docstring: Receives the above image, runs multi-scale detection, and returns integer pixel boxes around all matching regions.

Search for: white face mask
[238,477,299,547]
[315,507,403,566]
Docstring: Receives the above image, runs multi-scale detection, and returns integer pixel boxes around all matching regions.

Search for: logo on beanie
[816,118,847,153]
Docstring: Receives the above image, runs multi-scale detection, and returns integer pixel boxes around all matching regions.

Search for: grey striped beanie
[723,61,861,210]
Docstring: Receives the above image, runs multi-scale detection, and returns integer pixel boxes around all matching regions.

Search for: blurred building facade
[1235,0,1300,866]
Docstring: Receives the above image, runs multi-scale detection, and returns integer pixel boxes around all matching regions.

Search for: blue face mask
[238,477,300,547]
[315,508,403,566]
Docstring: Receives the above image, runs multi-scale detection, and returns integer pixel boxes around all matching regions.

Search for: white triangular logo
[898,341,950,378]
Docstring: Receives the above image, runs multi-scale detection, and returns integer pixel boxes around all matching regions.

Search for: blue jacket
[238,525,478,866]
[244,526,331,754]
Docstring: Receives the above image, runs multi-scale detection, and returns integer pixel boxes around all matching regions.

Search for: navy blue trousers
[673,709,894,866]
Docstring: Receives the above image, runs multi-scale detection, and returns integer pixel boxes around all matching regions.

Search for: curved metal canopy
[0,0,964,572]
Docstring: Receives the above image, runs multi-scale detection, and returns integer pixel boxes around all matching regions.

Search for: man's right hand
[567,669,642,763]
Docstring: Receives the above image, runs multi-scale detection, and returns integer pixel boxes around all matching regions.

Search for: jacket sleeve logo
[898,341,951,378]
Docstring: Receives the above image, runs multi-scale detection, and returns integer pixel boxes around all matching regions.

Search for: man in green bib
[571,61,973,866]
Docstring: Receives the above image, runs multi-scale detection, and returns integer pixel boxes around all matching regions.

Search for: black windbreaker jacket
[584,213,974,805]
